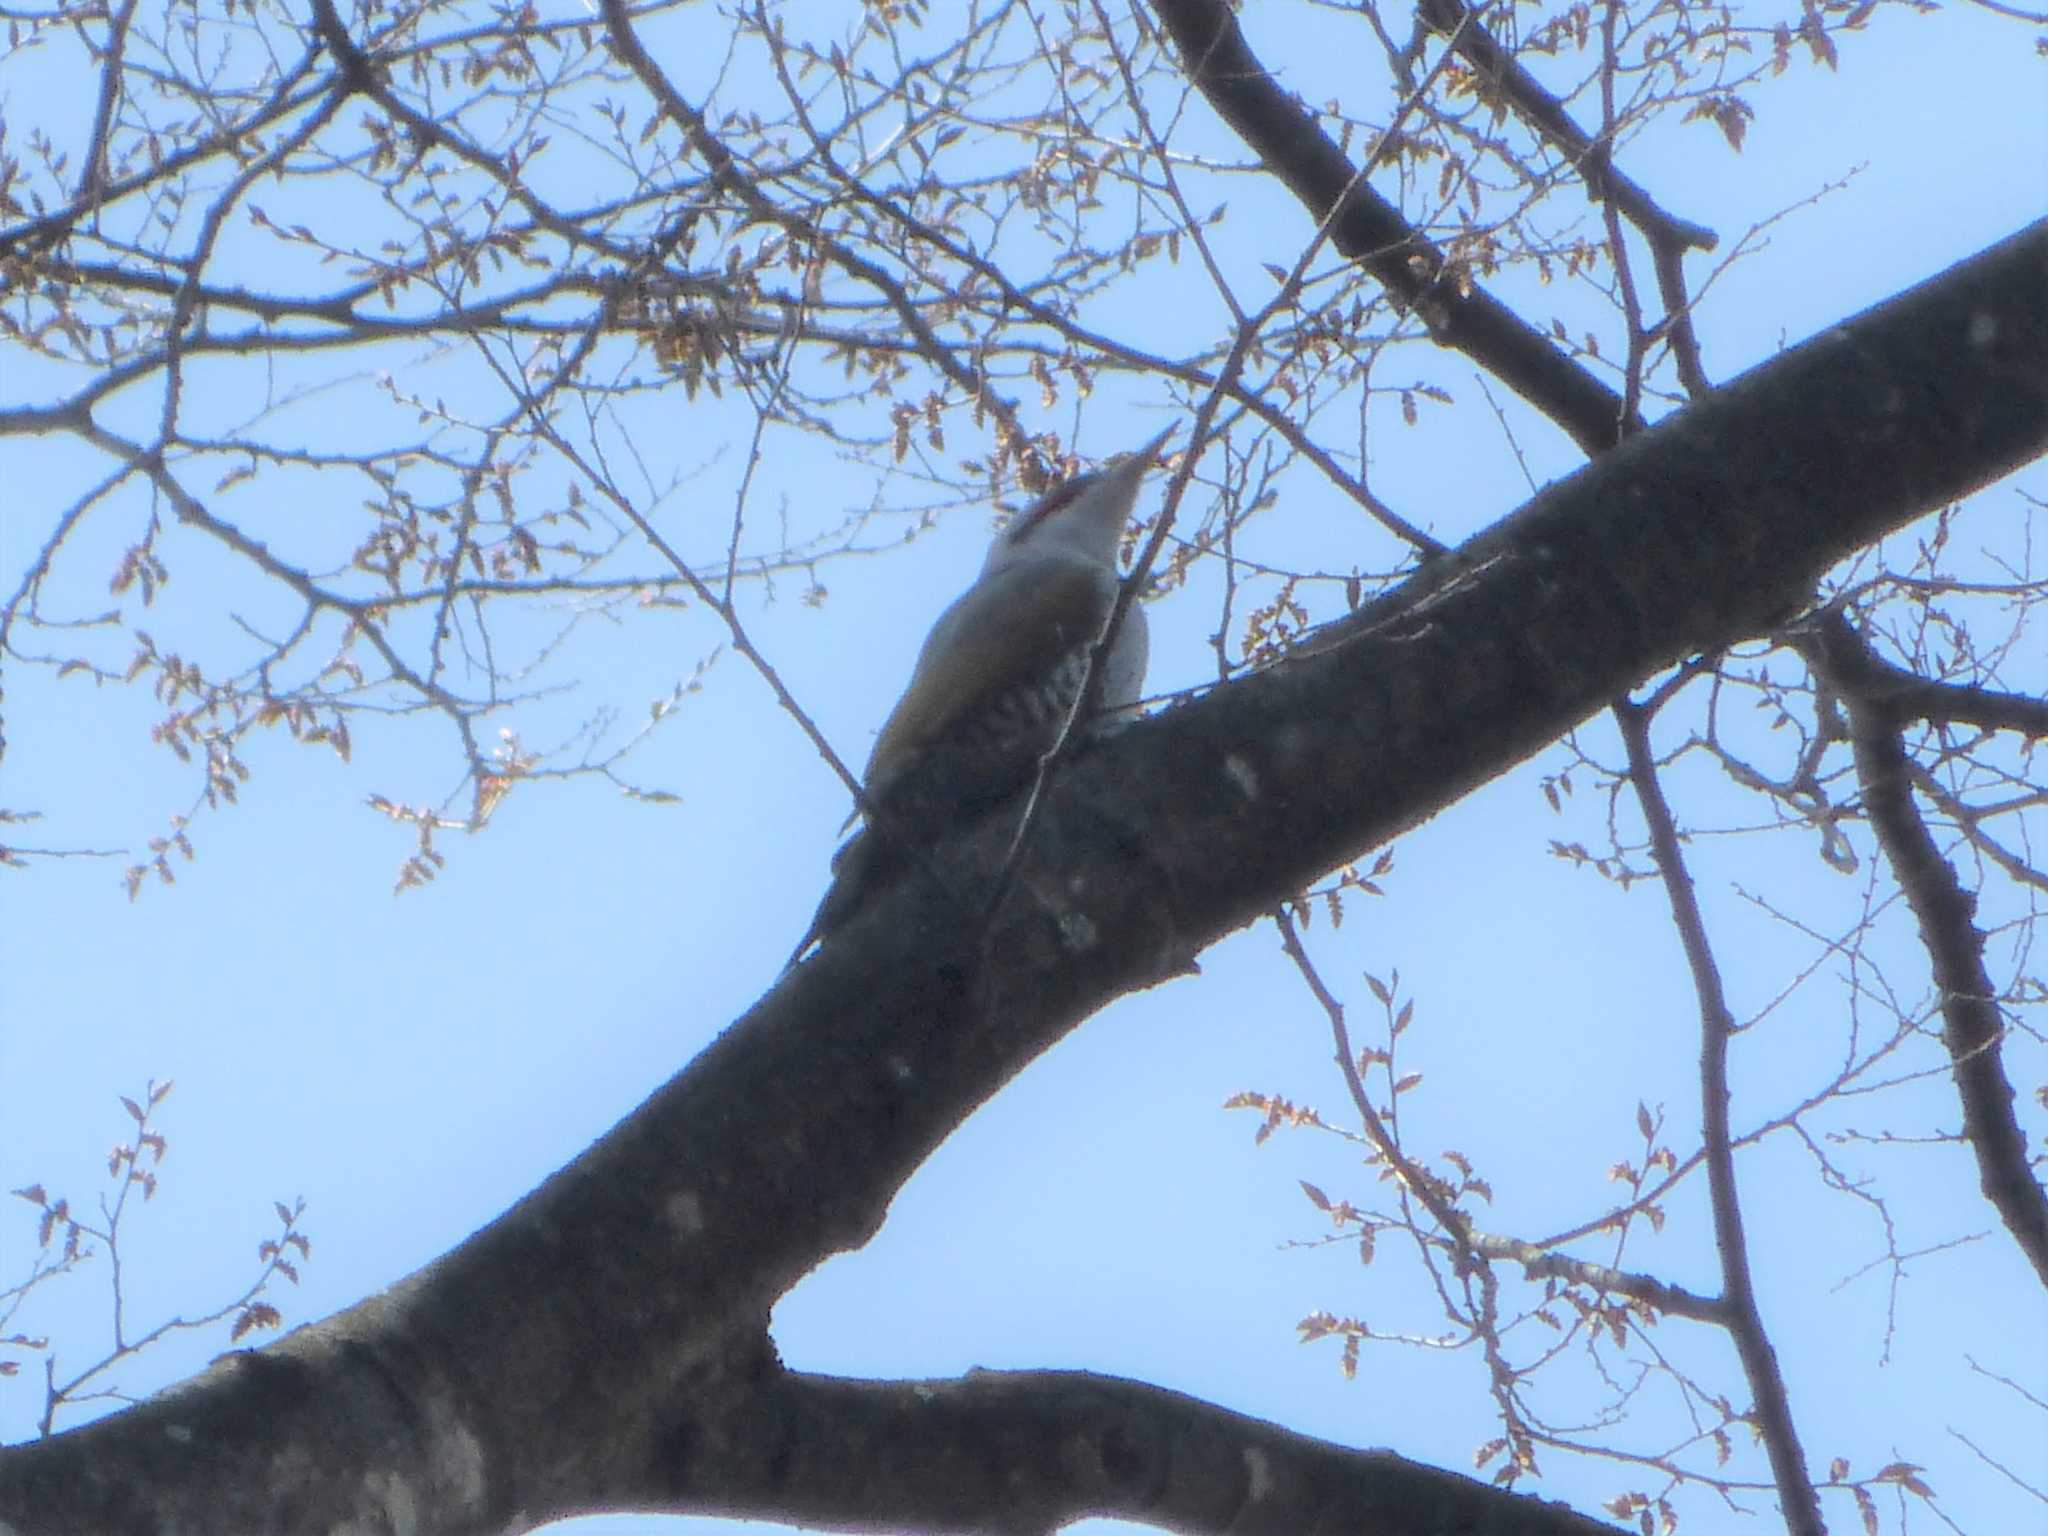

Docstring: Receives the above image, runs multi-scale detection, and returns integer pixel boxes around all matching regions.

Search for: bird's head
[983,427,1175,574]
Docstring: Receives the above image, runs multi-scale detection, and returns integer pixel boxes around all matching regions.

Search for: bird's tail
[782,827,890,971]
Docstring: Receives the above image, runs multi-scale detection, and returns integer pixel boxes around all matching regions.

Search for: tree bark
[1,222,2041,1536]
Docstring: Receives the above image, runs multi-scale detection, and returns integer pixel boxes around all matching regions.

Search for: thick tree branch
[0,224,2040,1536]
[649,1367,1625,1535]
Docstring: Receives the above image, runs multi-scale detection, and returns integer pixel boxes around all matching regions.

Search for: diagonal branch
[0,219,2040,1536]
[1415,0,1717,258]
[1797,611,2048,1288]
[1148,0,1633,454]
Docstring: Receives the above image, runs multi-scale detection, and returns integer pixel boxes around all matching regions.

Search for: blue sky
[2,3,2044,1532]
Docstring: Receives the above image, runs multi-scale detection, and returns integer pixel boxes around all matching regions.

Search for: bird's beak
[1099,426,1175,507]
[1125,425,1176,471]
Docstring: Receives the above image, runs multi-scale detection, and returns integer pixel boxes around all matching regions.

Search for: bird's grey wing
[862,559,1118,803]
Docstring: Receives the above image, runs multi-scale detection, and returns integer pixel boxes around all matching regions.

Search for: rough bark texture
[1,224,2042,1535]
[661,1370,1624,1535]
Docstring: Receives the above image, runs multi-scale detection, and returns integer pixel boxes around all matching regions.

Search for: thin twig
[1616,695,1824,1535]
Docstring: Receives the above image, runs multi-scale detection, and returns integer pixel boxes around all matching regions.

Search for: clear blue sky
[2,4,2043,1533]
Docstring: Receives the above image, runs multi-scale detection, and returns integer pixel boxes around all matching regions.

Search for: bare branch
[1798,610,2048,1287]
[1617,696,1823,1535]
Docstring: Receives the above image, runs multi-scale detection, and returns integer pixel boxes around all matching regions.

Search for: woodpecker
[789,428,1173,965]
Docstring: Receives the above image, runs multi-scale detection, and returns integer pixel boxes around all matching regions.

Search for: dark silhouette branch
[1149,0,1635,454]
[1798,611,2048,1289]
[1798,614,2048,740]
[649,1366,1627,1536]
[0,221,2041,1536]
[1415,0,1717,255]
[1616,699,1822,1536]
